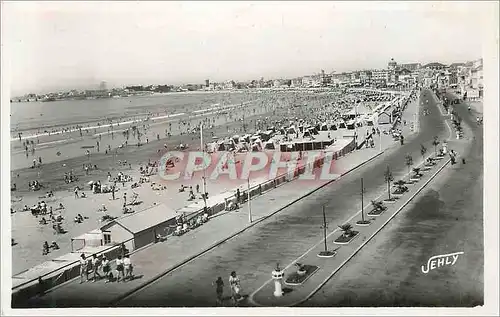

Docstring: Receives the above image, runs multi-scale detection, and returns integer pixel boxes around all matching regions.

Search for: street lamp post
[361,178,365,222]
[247,178,253,223]
[200,123,208,212]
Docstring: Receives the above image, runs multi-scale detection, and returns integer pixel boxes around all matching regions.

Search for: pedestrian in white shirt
[116,255,125,282]
[102,256,111,283]
[229,271,242,306]
[79,254,89,283]
[124,254,133,281]
[92,254,102,282]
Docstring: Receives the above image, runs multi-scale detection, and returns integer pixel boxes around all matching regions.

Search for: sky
[2,1,492,96]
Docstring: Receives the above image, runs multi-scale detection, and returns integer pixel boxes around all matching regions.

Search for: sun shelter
[100,204,178,251]
[71,229,104,252]
[286,126,297,135]
[260,130,274,142]
[232,135,240,144]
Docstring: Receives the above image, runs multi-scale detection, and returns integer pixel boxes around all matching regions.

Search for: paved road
[302,92,484,307]
[114,89,447,307]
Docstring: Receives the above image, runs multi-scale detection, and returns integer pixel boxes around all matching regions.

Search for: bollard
[272,264,284,298]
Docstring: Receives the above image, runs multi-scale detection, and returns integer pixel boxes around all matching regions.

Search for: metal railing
[12,236,135,293]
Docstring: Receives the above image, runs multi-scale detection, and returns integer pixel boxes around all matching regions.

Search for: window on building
[103,233,111,245]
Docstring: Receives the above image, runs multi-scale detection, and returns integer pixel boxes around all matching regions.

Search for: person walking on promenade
[79,254,89,283]
[123,193,127,206]
[92,254,102,282]
[116,255,125,282]
[214,276,224,306]
[236,188,241,205]
[229,271,242,306]
[102,256,111,283]
[124,254,133,281]
[74,187,79,199]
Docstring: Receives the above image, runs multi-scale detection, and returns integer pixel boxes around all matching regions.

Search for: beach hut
[264,141,276,150]
[280,142,295,152]
[217,141,226,152]
[377,111,392,125]
[250,135,261,143]
[99,204,178,252]
[303,141,314,151]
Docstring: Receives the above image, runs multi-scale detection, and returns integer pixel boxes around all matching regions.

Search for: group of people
[28,180,42,191]
[42,241,60,255]
[31,156,43,168]
[79,253,134,283]
[173,211,209,236]
[64,170,78,184]
[213,271,243,306]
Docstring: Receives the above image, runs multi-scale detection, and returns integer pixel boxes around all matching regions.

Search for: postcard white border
[1,1,498,316]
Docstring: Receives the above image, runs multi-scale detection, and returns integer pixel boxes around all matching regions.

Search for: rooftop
[106,204,178,234]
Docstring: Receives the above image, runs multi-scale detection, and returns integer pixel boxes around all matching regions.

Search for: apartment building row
[203,57,482,93]
[423,58,483,98]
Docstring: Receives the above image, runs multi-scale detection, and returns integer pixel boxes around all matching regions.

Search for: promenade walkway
[21,135,392,308]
